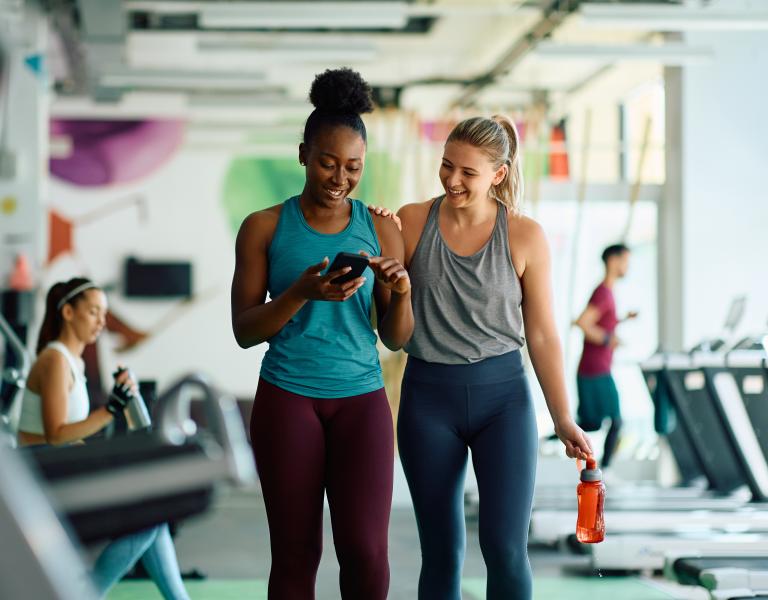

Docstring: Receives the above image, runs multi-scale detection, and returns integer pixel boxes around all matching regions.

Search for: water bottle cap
[580,456,603,482]
[580,467,603,482]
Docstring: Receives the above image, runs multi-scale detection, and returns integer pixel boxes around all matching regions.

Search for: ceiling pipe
[450,0,582,108]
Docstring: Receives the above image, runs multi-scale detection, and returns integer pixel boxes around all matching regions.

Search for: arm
[231,210,306,348]
[231,209,368,348]
[370,215,414,350]
[396,201,432,267]
[574,304,612,346]
[517,219,592,459]
[40,353,113,445]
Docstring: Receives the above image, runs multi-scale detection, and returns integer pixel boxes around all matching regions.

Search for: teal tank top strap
[267,195,298,263]
[353,198,381,256]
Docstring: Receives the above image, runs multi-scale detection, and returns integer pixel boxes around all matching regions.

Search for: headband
[56,281,97,311]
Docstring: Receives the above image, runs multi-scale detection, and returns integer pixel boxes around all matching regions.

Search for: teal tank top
[260,196,384,398]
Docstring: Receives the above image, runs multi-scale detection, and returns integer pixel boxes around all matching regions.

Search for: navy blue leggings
[398,350,537,600]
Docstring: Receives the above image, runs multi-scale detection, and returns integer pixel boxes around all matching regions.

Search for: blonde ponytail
[491,115,523,214]
[446,115,524,213]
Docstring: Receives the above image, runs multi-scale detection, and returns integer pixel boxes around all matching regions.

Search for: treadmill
[531,299,763,543]
[588,347,768,571]
[534,299,748,507]
[665,345,768,598]
[0,311,31,442]
[530,357,763,544]
[27,373,257,544]
[0,372,256,598]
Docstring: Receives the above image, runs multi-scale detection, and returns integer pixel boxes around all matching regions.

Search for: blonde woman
[375,116,593,600]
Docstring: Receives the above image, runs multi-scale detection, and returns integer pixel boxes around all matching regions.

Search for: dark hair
[36,277,100,354]
[302,68,374,147]
[601,243,630,264]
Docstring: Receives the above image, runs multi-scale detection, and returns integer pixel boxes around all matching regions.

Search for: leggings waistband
[404,349,524,385]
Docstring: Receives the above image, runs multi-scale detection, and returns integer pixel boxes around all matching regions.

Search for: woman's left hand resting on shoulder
[368,205,402,231]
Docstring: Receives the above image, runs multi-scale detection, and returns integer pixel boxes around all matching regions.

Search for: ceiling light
[580,2,768,31]
[197,39,377,62]
[100,69,266,91]
[533,42,714,65]
[199,2,408,30]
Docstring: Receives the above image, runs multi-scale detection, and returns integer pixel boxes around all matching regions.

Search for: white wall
[678,30,768,347]
[46,150,265,398]
[0,9,47,286]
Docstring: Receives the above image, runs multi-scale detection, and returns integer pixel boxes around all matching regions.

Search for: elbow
[382,339,402,352]
[232,320,262,349]
[45,429,68,446]
[234,331,266,349]
[527,332,559,351]
[234,334,251,349]
[235,334,257,349]
[381,328,413,352]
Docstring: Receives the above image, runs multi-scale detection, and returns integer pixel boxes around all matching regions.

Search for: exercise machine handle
[155,373,256,487]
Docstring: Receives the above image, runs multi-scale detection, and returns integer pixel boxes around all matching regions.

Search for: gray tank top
[404,195,525,364]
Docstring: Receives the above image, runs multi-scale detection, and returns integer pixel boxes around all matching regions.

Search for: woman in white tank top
[17,278,190,600]
[17,278,130,446]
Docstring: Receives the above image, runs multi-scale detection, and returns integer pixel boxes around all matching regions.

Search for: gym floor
[108,488,710,600]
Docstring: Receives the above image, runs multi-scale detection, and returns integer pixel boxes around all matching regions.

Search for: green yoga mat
[110,576,675,600]
[108,580,267,600]
[463,576,676,600]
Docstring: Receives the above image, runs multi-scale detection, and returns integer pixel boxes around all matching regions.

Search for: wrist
[284,283,309,305]
[602,332,613,346]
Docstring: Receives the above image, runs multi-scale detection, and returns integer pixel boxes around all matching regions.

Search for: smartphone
[327,252,370,285]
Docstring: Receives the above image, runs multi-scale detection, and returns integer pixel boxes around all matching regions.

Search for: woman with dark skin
[230,68,413,600]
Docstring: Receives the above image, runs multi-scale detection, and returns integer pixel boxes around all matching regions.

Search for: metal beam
[451,0,580,108]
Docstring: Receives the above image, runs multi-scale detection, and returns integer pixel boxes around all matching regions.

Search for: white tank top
[17,342,90,435]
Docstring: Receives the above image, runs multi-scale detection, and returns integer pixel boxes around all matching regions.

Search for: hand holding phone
[291,253,369,302]
[326,252,370,284]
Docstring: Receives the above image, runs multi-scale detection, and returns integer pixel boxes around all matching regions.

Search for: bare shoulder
[236,204,283,249]
[28,348,70,388]
[507,211,550,275]
[371,211,401,236]
[371,213,404,260]
[397,199,433,225]
[36,347,69,371]
[507,211,545,242]
[240,204,282,232]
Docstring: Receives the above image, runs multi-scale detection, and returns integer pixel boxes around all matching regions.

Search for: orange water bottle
[576,457,605,543]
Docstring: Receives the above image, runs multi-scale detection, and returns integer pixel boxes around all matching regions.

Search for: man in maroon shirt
[574,244,637,468]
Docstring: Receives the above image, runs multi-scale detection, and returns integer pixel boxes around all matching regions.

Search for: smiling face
[299,125,366,208]
[61,288,108,345]
[439,141,507,208]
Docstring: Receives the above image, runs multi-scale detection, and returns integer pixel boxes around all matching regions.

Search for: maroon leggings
[250,378,394,600]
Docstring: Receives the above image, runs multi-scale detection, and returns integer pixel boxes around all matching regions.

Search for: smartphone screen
[327,252,369,284]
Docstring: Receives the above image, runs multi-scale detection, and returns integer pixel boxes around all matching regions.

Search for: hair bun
[309,68,374,115]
